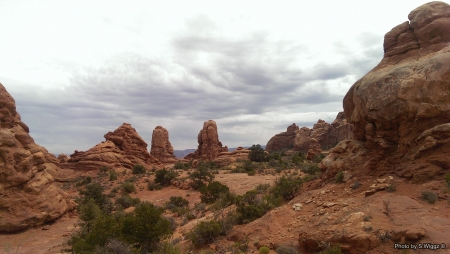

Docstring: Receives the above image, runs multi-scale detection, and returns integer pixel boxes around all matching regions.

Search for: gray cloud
[6,16,384,154]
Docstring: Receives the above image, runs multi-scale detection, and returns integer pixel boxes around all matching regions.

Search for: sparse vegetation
[271,175,303,200]
[421,191,438,204]
[445,173,450,188]
[99,165,109,176]
[335,171,344,183]
[132,164,146,174]
[259,246,271,254]
[148,181,162,191]
[316,243,342,254]
[121,181,136,194]
[186,220,222,247]
[249,144,269,162]
[115,194,140,209]
[109,169,118,181]
[200,181,230,204]
[350,181,361,190]
[189,161,215,189]
[386,184,396,192]
[155,169,178,186]
[363,215,372,221]
[276,245,298,254]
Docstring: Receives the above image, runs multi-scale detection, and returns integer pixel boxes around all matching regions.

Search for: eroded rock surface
[63,123,160,171]
[150,126,176,163]
[0,83,73,232]
[213,147,251,167]
[266,123,299,151]
[184,120,228,160]
[320,1,450,182]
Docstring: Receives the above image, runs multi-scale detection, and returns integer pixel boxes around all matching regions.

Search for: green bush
[148,181,163,191]
[78,183,112,212]
[168,196,189,207]
[421,191,438,204]
[99,166,109,176]
[200,181,230,204]
[121,182,136,194]
[115,194,140,209]
[276,245,298,254]
[335,171,344,183]
[236,190,280,224]
[446,173,450,188]
[302,164,319,175]
[186,220,222,247]
[109,169,118,181]
[75,176,92,186]
[190,162,215,189]
[249,144,269,162]
[155,169,179,186]
[132,164,146,174]
[174,161,191,170]
[271,176,303,200]
[259,246,270,254]
[317,244,342,254]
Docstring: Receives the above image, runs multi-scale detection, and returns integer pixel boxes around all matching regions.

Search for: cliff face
[185,120,228,160]
[0,83,73,232]
[320,1,450,182]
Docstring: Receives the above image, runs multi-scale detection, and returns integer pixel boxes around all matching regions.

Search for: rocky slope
[184,120,228,160]
[63,123,160,171]
[266,112,353,154]
[150,126,177,163]
[0,83,73,232]
[320,1,450,183]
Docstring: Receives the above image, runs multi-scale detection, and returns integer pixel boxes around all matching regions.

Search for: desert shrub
[186,220,222,247]
[259,246,271,254]
[378,230,391,242]
[302,164,319,175]
[115,194,140,209]
[99,166,109,176]
[350,181,361,190]
[271,175,303,201]
[200,181,230,204]
[155,169,178,186]
[313,153,326,163]
[76,176,92,187]
[276,245,298,254]
[78,183,112,213]
[232,238,249,253]
[445,173,450,188]
[235,190,280,224]
[190,162,215,189]
[249,144,269,162]
[335,171,344,183]
[93,238,133,254]
[109,169,118,181]
[174,161,191,170]
[121,182,136,194]
[152,241,183,254]
[167,196,189,208]
[148,181,162,191]
[255,183,271,194]
[421,191,438,204]
[124,176,137,183]
[131,164,146,174]
[317,244,342,254]
[363,215,372,221]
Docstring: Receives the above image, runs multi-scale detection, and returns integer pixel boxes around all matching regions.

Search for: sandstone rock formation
[265,123,299,151]
[266,112,353,153]
[150,126,176,163]
[213,147,251,167]
[320,1,450,182]
[0,83,73,232]
[306,138,322,161]
[184,120,228,161]
[63,123,159,171]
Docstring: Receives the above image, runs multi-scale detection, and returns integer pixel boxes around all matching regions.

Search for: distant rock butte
[266,112,353,155]
[63,123,160,171]
[213,146,251,167]
[0,83,73,232]
[184,120,228,160]
[150,126,176,163]
[320,1,450,182]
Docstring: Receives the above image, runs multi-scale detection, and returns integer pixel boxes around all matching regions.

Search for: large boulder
[184,120,228,160]
[64,123,160,171]
[320,1,450,182]
[265,123,299,151]
[150,126,176,163]
[0,83,73,232]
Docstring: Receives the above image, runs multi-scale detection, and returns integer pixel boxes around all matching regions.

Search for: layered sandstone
[265,123,299,151]
[213,147,251,167]
[150,126,176,163]
[184,120,228,161]
[64,123,159,171]
[0,83,73,232]
[320,1,450,182]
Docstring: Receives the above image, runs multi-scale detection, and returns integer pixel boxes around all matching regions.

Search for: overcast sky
[0,0,442,154]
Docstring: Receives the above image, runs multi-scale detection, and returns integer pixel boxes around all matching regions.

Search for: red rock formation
[213,147,251,167]
[64,123,160,171]
[0,83,73,232]
[320,1,450,182]
[184,120,228,160]
[150,126,176,163]
[265,123,299,151]
[306,138,322,161]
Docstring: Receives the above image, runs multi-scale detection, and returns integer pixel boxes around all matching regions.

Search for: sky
[0,0,444,155]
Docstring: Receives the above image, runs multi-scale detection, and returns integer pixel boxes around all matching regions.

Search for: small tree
[200,181,230,204]
[132,164,146,174]
[155,169,179,186]
[249,144,269,162]
[190,162,215,189]
[271,176,303,201]
[186,220,222,247]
